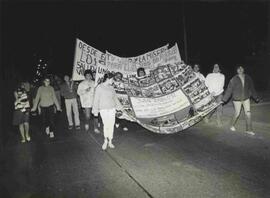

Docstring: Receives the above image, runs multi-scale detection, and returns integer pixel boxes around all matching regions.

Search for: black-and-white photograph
[168,61,187,75]
[128,77,140,87]
[125,86,143,97]
[158,78,180,94]
[153,65,173,83]
[138,75,156,87]
[1,1,270,198]
[141,84,163,98]
[182,78,203,95]
[150,114,179,127]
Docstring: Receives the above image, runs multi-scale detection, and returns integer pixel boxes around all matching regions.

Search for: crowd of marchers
[12,70,129,150]
[12,64,260,150]
[193,63,260,136]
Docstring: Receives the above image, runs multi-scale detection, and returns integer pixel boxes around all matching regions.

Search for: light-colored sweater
[77,79,95,108]
[92,84,122,115]
[205,72,225,96]
[194,72,205,82]
[33,85,60,109]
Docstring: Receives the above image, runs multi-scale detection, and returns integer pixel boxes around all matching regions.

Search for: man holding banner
[77,70,100,133]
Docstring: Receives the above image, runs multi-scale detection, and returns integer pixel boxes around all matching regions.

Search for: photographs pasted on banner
[72,39,220,134]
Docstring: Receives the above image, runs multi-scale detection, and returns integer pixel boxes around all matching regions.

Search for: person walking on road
[13,82,31,143]
[222,65,260,136]
[113,72,128,132]
[205,64,225,126]
[31,76,61,138]
[77,70,100,133]
[60,75,80,130]
[51,75,62,113]
[92,73,123,150]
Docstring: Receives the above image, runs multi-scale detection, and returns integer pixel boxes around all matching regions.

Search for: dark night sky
[1,1,269,82]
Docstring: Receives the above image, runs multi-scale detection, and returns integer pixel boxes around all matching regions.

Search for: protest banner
[130,89,190,118]
[72,40,219,134]
[72,38,106,81]
[94,44,169,84]
[102,44,219,134]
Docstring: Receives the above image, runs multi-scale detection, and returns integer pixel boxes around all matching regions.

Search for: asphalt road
[1,102,270,198]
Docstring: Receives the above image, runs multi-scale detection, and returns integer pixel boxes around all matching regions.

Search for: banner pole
[182,3,188,63]
[71,38,78,80]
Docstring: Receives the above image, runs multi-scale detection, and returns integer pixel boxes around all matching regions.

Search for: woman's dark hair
[84,69,93,78]
[15,81,24,91]
[235,65,245,71]
[102,72,114,83]
[137,67,146,77]
[213,63,222,72]
[193,64,200,69]
[42,75,51,82]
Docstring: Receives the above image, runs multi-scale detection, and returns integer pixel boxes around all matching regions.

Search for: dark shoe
[75,125,81,130]
[68,125,73,130]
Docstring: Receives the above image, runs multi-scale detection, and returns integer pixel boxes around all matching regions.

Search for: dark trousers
[94,115,101,130]
[41,105,55,132]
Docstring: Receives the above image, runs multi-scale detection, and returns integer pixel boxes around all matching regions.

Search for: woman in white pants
[92,73,123,150]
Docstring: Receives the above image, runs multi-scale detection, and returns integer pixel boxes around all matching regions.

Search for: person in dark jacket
[222,66,260,135]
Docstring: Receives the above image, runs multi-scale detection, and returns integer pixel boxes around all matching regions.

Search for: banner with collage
[102,44,219,134]
[72,39,219,134]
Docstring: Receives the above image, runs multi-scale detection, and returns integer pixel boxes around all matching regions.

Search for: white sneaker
[21,139,26,143]
[108,142,115,149]
[123,127,128,131]
[26,136,31,142]
[49,132,54,138]
[46,127,50,135]
[230,126,236,131]
[85,124,89,131]
[94,128,100,134]
[245,131,255,136]
[102,141,108,150]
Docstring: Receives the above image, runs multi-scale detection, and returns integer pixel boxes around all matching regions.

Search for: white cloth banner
[130,89,190,118]
[72,39,219,134]
[72,38,106,81]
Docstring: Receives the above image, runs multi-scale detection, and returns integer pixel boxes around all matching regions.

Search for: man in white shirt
[77,70,98,132]
[193,64,205,82]
[205,64,225,126]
